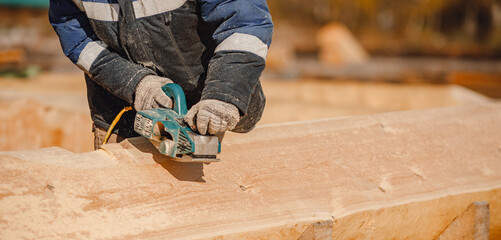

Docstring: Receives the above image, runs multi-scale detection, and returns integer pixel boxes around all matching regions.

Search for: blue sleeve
[48,0,96,65]
[198,0,273,115]
[49,0,154,104]
[199,0,273,47]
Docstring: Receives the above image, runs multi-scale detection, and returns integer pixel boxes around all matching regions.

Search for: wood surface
[1,103,501,239]
[260,80,490,124]
[436,202,490,240]
[0,73,92,152]
[298,220,333,240]
[0,99,93,152]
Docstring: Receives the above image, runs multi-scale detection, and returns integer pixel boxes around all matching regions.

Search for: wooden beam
[260,80,491,124]
[298,220,333,240]
[435,201,490,240]
[0,103,501,239]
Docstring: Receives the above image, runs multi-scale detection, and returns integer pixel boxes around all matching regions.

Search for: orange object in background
[449,72,501,98]
[0,49,24,65]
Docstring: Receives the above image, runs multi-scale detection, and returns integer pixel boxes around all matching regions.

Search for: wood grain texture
[1,103,501,239]
[298,220,333,240]
[436,201,490,240]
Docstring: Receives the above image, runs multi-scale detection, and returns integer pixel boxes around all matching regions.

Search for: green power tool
[134,83,221,163]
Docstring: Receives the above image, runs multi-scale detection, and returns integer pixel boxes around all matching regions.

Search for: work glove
[185,99,240,135]
[134,75,173,111]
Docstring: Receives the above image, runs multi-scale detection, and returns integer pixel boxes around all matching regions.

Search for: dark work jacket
[49,0,273,137]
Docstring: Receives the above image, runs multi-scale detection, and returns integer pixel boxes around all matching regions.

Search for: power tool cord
[102,106,133,145]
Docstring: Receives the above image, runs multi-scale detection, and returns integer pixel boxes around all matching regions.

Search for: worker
[49,0,273,149]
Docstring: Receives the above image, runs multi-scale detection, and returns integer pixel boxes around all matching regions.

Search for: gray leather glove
[185,99,240,135]
[134,75,173,111]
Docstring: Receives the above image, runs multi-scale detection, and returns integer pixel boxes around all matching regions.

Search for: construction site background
[271,0,501,57]
[1,1,501,72]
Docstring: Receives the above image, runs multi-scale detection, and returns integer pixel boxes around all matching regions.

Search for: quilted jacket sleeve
[198,0,273,114]
[49,0,154,104]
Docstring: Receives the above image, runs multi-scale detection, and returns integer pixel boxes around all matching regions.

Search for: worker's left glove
[185,99,240,135]
[134,75,173,111]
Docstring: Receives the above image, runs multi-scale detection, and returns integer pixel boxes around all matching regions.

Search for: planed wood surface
[0,103,501,239]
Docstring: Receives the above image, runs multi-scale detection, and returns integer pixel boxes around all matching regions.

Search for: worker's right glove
[134,75,173,111]
[184,99,240,135]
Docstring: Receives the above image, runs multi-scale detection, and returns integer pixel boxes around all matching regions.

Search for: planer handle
[161,83,187,116]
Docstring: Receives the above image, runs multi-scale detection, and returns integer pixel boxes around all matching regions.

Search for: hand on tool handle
[134,75,173,111]
[185,99,240,135]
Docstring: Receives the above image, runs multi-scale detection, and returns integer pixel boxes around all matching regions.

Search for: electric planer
[134,83,221,163]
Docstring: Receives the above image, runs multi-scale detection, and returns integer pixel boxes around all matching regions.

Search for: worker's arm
[185,0,273,135]
[198,0,273,115]
[48,0,156,105]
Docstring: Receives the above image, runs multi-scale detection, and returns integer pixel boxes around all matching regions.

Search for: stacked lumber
[0,103,500,239]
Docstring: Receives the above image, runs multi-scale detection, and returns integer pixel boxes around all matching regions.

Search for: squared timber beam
[0,103,501,239]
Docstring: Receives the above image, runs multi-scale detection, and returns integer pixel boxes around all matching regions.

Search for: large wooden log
[1,103,501,239]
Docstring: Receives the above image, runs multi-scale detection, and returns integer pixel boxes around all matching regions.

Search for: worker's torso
[76,0,215,93]
[74,0,218,137]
